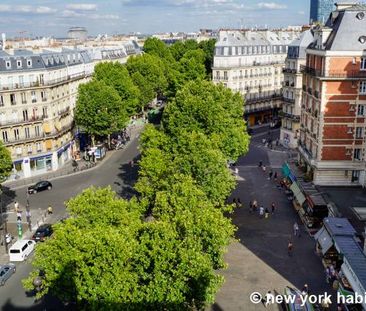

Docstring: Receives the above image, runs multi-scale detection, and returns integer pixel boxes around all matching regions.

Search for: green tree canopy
[143,37,175,63]
[177,49,207,84]
[23,187,229,310]
[126,54,168,105]
[74,80,128,145]
[0,140,12,183]
[94,62,141,115]
[162,80,250,161]
[136,126,235,204]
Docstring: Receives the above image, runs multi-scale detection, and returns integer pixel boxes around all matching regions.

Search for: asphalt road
[0,135,140,311]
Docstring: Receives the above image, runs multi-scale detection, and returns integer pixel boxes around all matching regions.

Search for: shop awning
[282,163,290,177]
[45,140,52,150]
[290,182,306,206]
[43,123,51,133]
[314,227,333,255]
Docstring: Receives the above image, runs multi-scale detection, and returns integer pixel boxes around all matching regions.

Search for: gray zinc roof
[288,30,314,58]
[324,4,366,51]
[323,217,356,236]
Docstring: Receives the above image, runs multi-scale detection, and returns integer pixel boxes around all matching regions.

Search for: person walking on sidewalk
[14,201,19,212]
[262,165,266,173]
[274,171,278,181]
[16,210,22,222]
[265,207,270,219]
[268,170,273,180]
[288,241,293,256]
[293,222,299,237]
[271,202,276,214]
[259,206,264,218]
[47,205,53,215]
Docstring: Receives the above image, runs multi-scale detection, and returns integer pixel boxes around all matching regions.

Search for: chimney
[1,33,5,51]
[335,1,358,10]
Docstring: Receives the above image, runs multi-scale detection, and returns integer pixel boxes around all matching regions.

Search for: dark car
[28,181,52,194]
[32,224,53,242]
[0,263,16,286]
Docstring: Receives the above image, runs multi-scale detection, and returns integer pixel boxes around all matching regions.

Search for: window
[24,127,30,138]
[15,147,22,155]
[14,129,20,140]
[356,127,364,138]
[5,61,11,69]
[31,91,36,103]
[27,59,32,67]
[42,107,48,118]
[360,81,366,94]
[36,142,42,152]
[352,170,360,182]
[35,126,40,137]
[0,95,3,107]
[361,58,366,70]
[41,91,47,101]
[21,92,26,104]
[17,60,22,68]
[2,131,8,142]
[357,105,365,116]
[354,148,362,160]
[10,94,16,105]
[27,144,32,154]
[23,110,28,121]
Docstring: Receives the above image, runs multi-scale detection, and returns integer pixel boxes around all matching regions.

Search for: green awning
[282,163,290,177]
[290,182,306,206]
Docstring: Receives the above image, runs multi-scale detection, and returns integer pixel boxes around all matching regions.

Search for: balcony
[282,68,298,74]
[3,122,74,146]
[245,93,283,105]
[0,115,46,127]
[279,110,300,122]
[213,76,228,82]
[0,72,92,92]
[58,107,71,117]
[300,65,366,79]
[282,97,295,104]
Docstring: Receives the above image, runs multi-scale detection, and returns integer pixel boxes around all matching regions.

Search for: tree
[0,140,12,182]
[23,187,228,310]
[136,127,235,205]
[143,38,175,63]
[177,50,207,84]
[94,62,141,115]
[198,39,216,76]
[163,80,250,161]
[126,54,168,105]
[74,80,128,146]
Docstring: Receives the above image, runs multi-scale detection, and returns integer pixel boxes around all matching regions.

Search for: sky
[0,0,312,37]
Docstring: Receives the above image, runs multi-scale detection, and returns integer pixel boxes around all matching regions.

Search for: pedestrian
[265,207,270,219]
[16,210,22,222]
[259,206,264,218]
[264,290,272,307]
[47,205,53,215]
[129,160,134,167]
[233,198,237,206]
[325,266,331,284]
[269,170,273,180]
[252,199,258,211]
[14,201,19,212]
[234,167,239,175]
[249,200,253,213]
[271,202,275,214]
[293,222,299,237]
[258,160,263,167]
[237,198,242,208]
[301,284,309,296]
[262,165,266,173]
[274,171,278,181]
[287,241,293,256]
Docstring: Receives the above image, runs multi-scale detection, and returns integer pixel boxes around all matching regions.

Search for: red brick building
[299,1,366,186]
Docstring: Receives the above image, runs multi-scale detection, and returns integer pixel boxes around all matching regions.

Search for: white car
[9,240,36,262]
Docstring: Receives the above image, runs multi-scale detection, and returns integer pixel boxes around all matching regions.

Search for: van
[9,240,36,262]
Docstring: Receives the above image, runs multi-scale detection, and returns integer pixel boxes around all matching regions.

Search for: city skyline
[0,0,311,37]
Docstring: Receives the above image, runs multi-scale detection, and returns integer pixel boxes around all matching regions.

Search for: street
[0,126,332,310]
[0,134,140,310]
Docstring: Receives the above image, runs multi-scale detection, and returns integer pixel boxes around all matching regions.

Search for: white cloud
[61,10,84,18]
[65,4,97,11]
[89,14,120,20]
[61,10,119,20]
[0,5,56,14]
[257,2,287,10]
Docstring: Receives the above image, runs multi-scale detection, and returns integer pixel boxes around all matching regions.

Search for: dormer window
[5,61,11,69]
[17,60,22,68]
[359,36,366,44]
[356,12,365,20]
[27,59,32,67]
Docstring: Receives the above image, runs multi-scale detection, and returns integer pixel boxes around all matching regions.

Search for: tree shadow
[116,155,141,199]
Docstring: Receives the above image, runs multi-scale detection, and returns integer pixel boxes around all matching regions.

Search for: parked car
[9,240,36,262]
[0,263,16,286]
[28,181,52,194]
[32,224,53,242]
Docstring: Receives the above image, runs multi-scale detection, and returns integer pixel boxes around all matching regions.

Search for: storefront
[315,218,366,311]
